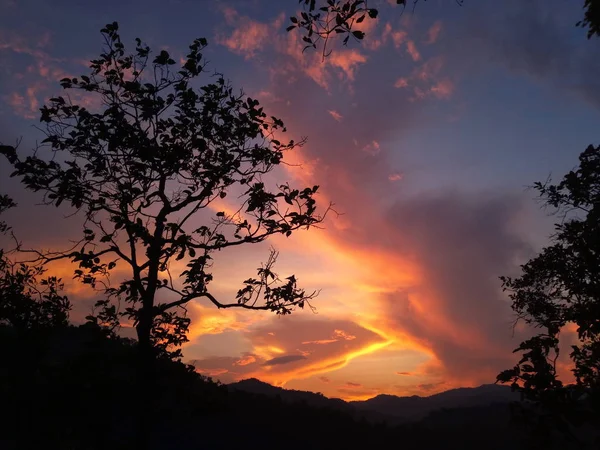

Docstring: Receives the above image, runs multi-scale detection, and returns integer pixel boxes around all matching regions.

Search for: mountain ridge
[227,378,520,424]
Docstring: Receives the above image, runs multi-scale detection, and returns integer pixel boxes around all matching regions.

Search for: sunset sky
[1,0,599,400]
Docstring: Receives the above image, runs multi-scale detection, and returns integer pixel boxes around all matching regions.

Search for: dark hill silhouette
[228,377,521,424]
[1,324,592,449]
[352,383,521,421]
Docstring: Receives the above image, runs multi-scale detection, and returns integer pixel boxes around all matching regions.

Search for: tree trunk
[135,303,155,449]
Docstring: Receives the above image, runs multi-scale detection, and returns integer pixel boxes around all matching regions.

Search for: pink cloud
[391,30,408,49]
[362,140,381,156]
[6,92,34,119]
[388,172,403,182]
[430,79,454,99]
[328,110,343,122]
[394,77,409,88]
[328,50,368,82]
[217,10,284,60]
[219,7,367,91]
[406,40,421,61]
[426,21,443,44]
[364,22,392,50]
[414,56,445,81]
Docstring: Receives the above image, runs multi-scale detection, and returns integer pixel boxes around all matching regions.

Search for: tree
[497,144,600,443]
[0,22,330,360]
[0,194,71,332]
[287,0,600,58]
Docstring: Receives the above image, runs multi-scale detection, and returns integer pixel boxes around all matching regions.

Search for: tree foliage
[579,0,600,38]
[287,0,599,58]
[497,144,600,441]
[0,22,329,359]
[0,195,71,332]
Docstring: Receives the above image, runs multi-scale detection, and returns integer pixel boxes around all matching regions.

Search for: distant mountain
[352,383,521,421]
[228,378,348,409]
[228,378,520,424]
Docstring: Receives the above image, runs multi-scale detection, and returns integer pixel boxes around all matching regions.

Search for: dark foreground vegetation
[0,321,586,450]
[0,323,593,450]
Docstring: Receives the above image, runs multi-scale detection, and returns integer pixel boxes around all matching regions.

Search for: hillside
[228,377,521,424]
[0,324,590,450]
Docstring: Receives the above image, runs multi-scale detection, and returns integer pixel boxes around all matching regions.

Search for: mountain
[352,383,521,421]
[228,378,520,424]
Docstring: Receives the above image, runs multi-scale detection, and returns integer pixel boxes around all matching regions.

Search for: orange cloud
[189,318,395,390]
[234,354,257,366]
[302,339,338,345]
[333,329,356,340]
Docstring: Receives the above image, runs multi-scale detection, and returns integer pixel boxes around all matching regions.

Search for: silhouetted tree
[498,144,600,445]
[0,22,330,360]
[0,195,70,332]
[287,0,599,58]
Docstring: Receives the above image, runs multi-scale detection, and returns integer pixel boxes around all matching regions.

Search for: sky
[1,0,599,400]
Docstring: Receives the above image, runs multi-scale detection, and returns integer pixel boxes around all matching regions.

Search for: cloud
[337,385,381,400]
[333,329,356,340]
[301,339,338,345]
[264,354,307,366]
[430,79,454,99]
[378,191,533,384]
[426,21,443,44]
[417,381,446,393]
[388,172,403,182]
[186,317,391,388]
[319,376,330,383]
[406,40,421,61]
[442,0,600,108]
[396,371,412,376]
[217,6,369,92]
[327,110,343,122]
[394,77,409,88]
[391,30,408,49]
[0,28,102,119]
[362,140,381,155]
[216,7,284,60]
[234,354,257,366]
